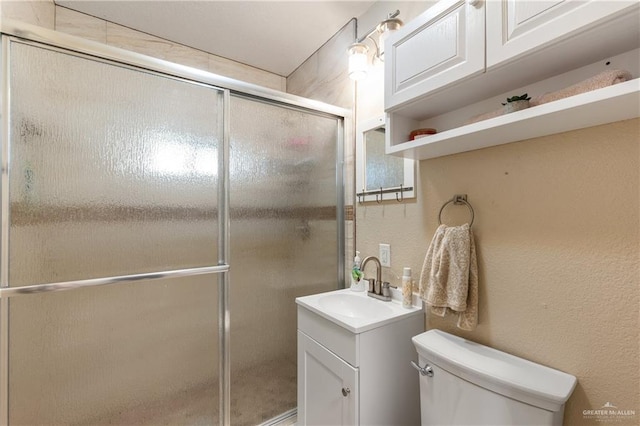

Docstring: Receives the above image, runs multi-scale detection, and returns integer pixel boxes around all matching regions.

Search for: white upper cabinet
[384,0,640,160]
[385,0,485,110]
[486,0,636,68]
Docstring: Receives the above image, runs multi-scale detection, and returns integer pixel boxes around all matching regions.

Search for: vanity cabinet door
[384,0,485,111]
[486,0,636,68]
[297,331,358,426]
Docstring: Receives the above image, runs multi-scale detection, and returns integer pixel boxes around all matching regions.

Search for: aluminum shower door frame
[0,18,348,426]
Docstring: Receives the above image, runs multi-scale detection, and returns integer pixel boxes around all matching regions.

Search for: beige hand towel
[419,224,478,331]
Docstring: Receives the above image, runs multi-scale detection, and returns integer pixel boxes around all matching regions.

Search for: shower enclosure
[0,22,346,425]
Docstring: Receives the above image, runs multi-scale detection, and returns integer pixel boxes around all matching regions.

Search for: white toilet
[412,330,577,426]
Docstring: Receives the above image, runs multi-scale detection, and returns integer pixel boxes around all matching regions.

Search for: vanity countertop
[296,288,423,334]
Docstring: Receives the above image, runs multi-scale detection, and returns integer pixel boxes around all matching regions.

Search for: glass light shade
[348,43,369,81]
[376,18,403,59]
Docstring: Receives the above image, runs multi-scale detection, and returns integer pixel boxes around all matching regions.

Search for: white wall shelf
[387,78,639,160]
[384,0,640,161]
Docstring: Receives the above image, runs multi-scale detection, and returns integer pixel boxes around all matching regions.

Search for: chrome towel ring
[438,194,475,227]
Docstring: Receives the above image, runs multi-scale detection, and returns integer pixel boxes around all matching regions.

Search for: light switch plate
[379,243,391,267]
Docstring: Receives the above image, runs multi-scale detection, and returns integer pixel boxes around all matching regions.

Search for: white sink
[318,293,393,318]
[296,288,423,333]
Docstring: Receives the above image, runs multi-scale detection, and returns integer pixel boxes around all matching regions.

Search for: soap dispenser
[350,251,364,291]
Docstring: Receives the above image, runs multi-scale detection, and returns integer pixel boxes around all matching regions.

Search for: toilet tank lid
[412,330,577,412]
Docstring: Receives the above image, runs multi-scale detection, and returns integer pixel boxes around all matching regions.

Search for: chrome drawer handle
[411,360,434,377]
[342,387,351,397]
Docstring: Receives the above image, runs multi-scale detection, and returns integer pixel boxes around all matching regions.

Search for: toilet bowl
[412,330,577,426]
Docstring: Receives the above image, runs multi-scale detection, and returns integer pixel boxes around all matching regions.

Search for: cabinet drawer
[298,307,358,367]
[385,0,484,111]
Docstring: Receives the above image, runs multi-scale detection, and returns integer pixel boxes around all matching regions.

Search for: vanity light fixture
[348,43,369,81]
[376,16,403,58]
[348,10,403,81]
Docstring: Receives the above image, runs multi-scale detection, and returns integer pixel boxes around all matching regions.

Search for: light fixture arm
[355,9,400,44]
[347,10,402,81]
[365,34,380,57]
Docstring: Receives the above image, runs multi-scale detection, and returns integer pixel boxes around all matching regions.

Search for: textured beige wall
[415,119,640,425]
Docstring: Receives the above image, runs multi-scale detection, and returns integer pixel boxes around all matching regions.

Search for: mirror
[356,116,415,203]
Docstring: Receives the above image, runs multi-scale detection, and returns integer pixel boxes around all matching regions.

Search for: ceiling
[56,0,375,77]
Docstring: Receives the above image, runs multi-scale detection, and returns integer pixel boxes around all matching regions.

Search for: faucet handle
[382,281,394,297]
[374,279,382,295]
[366,278,375,293]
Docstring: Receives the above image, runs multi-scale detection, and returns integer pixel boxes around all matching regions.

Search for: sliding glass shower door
[3,39,224,424]
[0,25,345,425]
[229,96,341,425]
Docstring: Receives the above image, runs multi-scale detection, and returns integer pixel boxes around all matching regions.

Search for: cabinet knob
[341,387,351,397]
[467,0,480,6]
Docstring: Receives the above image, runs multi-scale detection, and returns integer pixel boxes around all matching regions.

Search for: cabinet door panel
[385,0,484,110]
[297,331,358,425]
[487,0,637,67]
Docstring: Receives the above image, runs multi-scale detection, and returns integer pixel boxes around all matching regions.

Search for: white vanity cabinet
[298,331,358,425]
[384,0,640,160]
[296,290,424,426]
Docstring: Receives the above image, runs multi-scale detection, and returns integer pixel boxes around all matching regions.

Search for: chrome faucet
[360,255,383,295]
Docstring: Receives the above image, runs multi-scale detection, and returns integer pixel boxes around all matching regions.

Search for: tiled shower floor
[86,357,297,426]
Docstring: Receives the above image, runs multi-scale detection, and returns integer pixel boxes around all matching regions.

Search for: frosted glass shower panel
[8,275,219,425]
[230,98,338,210]
[229,96,340,424]
[7,41,222,286]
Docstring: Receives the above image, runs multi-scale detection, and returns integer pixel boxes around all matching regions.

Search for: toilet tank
[412,330,577,426]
